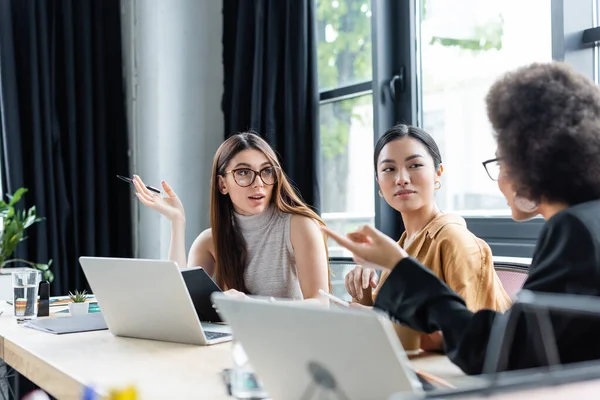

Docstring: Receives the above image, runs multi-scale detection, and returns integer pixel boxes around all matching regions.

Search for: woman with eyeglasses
[324,62,600,374]
[344,124,511,352]
[133,132,329,300]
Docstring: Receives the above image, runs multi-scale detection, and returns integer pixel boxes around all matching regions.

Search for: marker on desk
[82,386,97,400]
[318,289,350,307]
[82,385,138,400]
[108,385,138,400]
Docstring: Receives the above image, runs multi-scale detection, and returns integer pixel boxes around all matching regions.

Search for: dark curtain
[222,0,322,212]
[0,0,133,297]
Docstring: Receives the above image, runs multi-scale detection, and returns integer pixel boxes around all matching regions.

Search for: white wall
[120,0,223,259]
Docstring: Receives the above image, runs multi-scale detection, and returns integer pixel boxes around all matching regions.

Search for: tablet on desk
[181,267,223,323]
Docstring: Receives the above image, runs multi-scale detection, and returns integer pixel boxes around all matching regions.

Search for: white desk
[0,302,232,399]
[0,302,465,399]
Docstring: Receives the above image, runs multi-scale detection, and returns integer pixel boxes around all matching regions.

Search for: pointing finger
[321,226,366,258]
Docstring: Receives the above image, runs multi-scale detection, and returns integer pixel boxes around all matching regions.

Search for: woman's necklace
[403,211,443,249]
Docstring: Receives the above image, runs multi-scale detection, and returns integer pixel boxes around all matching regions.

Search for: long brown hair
[210,132,330,293]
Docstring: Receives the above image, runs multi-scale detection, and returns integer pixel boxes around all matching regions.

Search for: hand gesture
[132,175,185,223]
[322,225,408,270]
[345,266,378,301]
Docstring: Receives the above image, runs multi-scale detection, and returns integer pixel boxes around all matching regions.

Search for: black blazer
[374,199,600,375]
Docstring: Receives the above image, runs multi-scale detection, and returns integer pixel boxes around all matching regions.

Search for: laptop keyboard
[205,331,231,340]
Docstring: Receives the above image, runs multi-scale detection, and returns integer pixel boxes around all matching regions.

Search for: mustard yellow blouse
[374,213,511,312]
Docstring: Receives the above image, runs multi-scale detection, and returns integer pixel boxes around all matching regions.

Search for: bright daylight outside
[317,0,552,260]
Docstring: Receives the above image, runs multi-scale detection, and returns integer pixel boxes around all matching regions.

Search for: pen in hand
[318,289,350,307]
[116,175,162,194]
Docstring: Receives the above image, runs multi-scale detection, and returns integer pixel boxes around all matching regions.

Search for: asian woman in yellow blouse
[345,124,511,351]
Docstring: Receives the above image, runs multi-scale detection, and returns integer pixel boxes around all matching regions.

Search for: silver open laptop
[79,257,231,345]
[212,294,424,400]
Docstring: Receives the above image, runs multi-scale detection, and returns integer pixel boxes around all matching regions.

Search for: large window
[316,0,375,257]
[316,0,600,259]
[419,0,552,215]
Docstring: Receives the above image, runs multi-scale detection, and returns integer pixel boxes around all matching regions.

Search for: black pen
[116,175,162,194]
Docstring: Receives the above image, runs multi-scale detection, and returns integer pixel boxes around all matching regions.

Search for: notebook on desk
[24,313,108,334]
[7,295,98,307]
[53,302,101,314]
[49,295,97,307]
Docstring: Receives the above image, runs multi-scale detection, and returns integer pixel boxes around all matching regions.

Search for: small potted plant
[68,290,89,316]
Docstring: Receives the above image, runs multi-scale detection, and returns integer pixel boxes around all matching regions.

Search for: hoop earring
[514,194,539,213]
[378,190,383,198]
[434,181,441,190]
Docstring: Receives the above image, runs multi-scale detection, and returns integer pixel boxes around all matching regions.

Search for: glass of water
[12,270,41,321]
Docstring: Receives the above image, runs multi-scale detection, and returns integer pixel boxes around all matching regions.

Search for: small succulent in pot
[68,289,88,303]
[68,290,89,316]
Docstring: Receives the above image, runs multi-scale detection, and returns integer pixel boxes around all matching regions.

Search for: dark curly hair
[486,62,600,206]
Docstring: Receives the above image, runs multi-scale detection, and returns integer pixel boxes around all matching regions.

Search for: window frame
[316,1,377,247]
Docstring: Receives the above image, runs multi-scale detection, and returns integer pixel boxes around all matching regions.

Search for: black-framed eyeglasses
[223,166,278,187]
[482,157,502,181]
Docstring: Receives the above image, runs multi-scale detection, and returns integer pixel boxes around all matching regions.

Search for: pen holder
[37,280,50,317]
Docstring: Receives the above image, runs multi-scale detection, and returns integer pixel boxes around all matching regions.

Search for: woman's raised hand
[132,175,185,223]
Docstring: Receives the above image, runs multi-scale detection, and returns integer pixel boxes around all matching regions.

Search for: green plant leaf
[43,269,54,283]
[0,201,9,217]
[34,263,49,271]
[7,188,27,206]
[23,215,40,230]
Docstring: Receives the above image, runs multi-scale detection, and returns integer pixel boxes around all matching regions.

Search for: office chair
[493,259,529,299]
[328,257,360,301]
[394,291,600,399]
[481,290,600,390]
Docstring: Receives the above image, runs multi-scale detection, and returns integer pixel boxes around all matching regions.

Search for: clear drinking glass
[12,270,41,321]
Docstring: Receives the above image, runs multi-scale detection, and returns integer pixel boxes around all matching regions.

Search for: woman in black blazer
[323,62,600,375]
